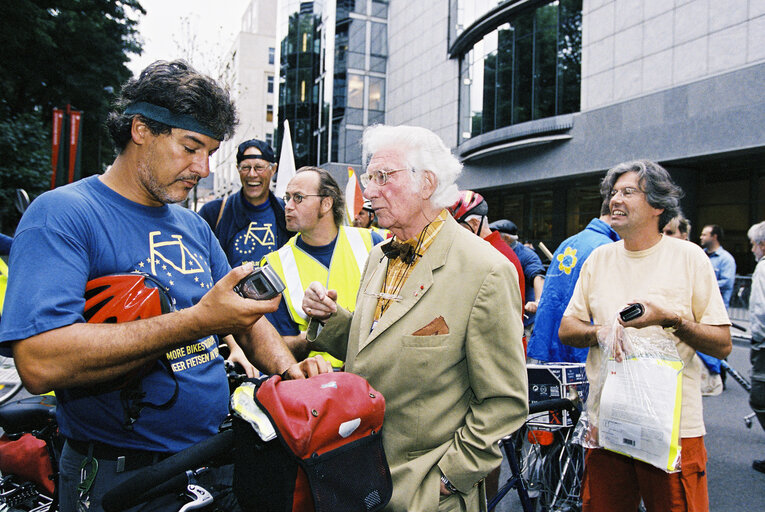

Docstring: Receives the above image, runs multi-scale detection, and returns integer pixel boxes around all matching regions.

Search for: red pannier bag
[233,372,392,512]
[0,433,55,495]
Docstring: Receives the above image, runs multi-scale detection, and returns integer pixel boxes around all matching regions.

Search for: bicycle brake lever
[178,483,213,512]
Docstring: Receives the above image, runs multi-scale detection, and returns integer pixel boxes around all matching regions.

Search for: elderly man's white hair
[362,124,462,208]
[749,221,765,243]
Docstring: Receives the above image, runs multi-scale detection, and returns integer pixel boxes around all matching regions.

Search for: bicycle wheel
[0,355,23,405]
[514,424,583,512]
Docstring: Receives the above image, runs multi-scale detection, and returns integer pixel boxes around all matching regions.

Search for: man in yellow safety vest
[261,167,383,367]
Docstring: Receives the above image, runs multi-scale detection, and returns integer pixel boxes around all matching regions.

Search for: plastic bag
[575,317,684,473]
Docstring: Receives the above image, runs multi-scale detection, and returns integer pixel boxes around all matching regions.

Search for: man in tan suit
[303,125,527,512]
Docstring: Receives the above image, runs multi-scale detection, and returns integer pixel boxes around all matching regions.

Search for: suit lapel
[356,216,458,353]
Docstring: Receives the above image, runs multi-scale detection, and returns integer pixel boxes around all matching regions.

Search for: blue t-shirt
[266,231,383,336]
[706,246,736,308]
[527,218,619,362]
[0,233,12,255]
[221,199,277,267]
[0,176,231,453]
[198,190,292,268]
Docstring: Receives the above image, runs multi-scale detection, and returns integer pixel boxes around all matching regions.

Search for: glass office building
[277,0,388,167]
[383,0,765,274]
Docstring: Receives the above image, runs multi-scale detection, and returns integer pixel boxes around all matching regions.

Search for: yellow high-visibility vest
[0,258,7,314]
[262,226,374,368]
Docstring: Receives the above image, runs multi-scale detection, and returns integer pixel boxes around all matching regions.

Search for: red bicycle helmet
[449,190,489,223]
[84,273,173,323]
[80,273,177,414]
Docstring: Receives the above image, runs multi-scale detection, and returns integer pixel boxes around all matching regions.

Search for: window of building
[566,185,603,235]
[348,19,366,70]
[265,133,273,146]
[371,0,388,18]
[267,76,274,94]
[268,47,275,65]
[368,77,384,112]
[347,74,364,109]
[370,22,387,73]
[458,0,582,142]
[266,104,273,123]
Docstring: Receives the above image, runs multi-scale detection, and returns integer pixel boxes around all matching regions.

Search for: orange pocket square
[412,316,449,336]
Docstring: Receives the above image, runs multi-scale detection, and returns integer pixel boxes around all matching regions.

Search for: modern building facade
[276,0,389,168]
[207,0,278,202]
[384,0,765,274]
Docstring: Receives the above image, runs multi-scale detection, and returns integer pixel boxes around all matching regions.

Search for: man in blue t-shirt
[528,200,620,362]
[198,139,293,267]
[700,224,737,308]
[0,61,328,512]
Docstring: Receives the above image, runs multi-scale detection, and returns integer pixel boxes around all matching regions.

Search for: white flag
[345,167,363,225]
[275,119,296,198]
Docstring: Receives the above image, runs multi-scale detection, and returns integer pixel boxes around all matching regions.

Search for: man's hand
[193,263,281,335]
[600,322,628,362]
[618,299,731,359]
[224,335,258,378]
[302,282,338,321]
[618,300,676,330]
[281,355,332,380]
[524,301,538,315]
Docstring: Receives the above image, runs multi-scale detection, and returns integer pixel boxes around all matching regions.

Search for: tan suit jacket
[309,216,528,511]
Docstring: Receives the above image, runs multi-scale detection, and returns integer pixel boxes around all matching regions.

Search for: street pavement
[704,335,765,511]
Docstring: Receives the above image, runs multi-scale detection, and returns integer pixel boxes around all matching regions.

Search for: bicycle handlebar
[528,397,582,425]
[528,398,578,415]
[101,427,235,512]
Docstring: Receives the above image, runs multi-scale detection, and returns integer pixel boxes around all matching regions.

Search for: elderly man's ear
[420,170,437,200]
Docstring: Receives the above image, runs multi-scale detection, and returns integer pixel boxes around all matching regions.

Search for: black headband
[124,102,220,140]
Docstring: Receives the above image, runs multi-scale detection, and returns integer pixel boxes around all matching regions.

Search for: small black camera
[619,303,644,322]
[234,266,285,300]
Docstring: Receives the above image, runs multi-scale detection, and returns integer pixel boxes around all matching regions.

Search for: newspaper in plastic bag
[574,317,684,473]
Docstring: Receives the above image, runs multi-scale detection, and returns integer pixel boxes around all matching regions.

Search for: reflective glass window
[372,0,388,18]
[369,77,385,112]
[348,74,364,109]
[459,0,582,142]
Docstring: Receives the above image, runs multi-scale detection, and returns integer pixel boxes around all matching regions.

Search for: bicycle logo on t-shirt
[234,222,276,256]
[149,231,205,275]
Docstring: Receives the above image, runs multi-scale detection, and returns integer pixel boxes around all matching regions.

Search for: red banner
[67,109,82,184]
[51,109,64,189]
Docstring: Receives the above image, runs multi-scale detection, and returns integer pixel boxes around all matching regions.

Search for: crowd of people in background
[0,58,763,512]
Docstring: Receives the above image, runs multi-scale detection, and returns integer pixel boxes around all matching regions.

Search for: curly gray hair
[600,160,684,231]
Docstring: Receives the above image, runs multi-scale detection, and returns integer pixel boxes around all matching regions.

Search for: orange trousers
[581,436,708,512]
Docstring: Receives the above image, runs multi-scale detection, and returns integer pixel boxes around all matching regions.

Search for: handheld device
[234,266,285,300]
[619,303,644,322]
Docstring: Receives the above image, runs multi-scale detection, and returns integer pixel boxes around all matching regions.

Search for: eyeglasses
[238,163,274,174]
[283,192,325,204]
[360,168,409,187]
[609,186,642,199]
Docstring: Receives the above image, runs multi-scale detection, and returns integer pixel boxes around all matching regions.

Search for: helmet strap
[476,216,486,236]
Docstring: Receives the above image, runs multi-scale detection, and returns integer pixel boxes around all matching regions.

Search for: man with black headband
[301,125,527,511]
[199,138,293,267]
[0,60,328,511]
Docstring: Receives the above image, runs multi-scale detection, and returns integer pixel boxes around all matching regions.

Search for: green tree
[0,109,51,232]
[0,0,145,233]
